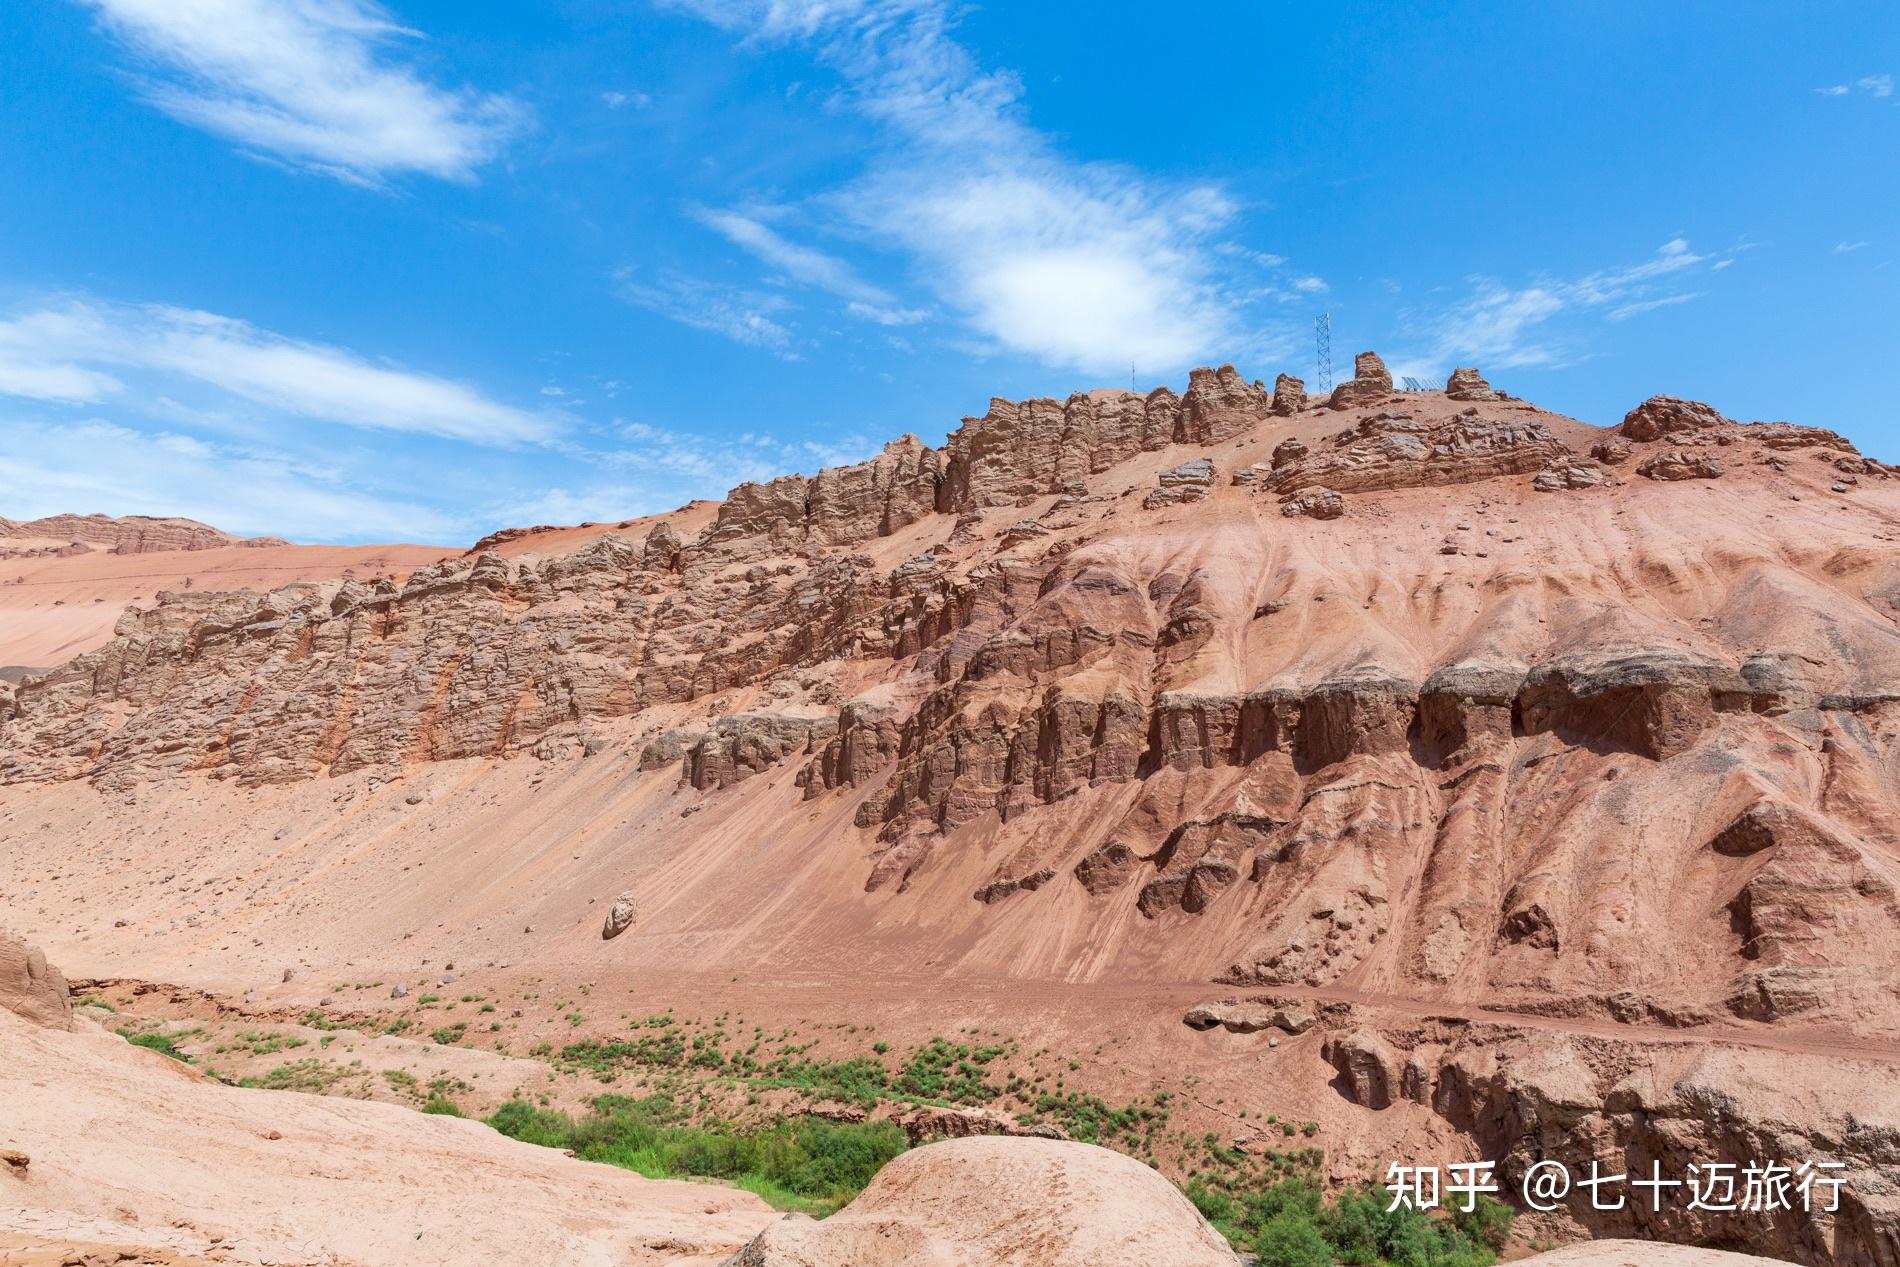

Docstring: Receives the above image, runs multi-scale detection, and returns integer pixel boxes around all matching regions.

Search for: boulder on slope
[601,892,638,940]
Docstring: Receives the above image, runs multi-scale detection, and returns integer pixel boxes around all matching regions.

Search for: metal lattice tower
[1315,312,1333,392]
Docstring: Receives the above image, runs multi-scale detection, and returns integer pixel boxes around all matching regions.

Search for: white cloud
[1394,239,1726,377]
[0,296,552,444]
[1816,73,1893,100]
[78,0,523,184]
[1607,291,1703,321]
[1836,240,1870,253]
[0,418,461,542]
[613,270,799,357]
[667,0,1247,376]
[602,89,652,109]
[693,207,923,325]
[0,357,124,403]
[606,418,874,483]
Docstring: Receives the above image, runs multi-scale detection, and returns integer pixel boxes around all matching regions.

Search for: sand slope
[0,1003,774,1266]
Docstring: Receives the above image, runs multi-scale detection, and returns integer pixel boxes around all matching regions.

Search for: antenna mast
[1315,313,1333,392]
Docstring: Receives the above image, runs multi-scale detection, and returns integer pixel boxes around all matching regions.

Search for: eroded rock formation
[1446,366,1499,401]
[1639,450,1727,481]
[0,514,285,553]
[1621,395,1730,442]
[1271,372,1307,415]
[1329,351,1395,409]
[1264,409,1569,496]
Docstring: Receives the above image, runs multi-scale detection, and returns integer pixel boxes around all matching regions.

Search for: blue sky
[1,1,1895,544]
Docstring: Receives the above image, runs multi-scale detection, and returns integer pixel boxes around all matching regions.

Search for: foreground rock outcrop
[0,931,73,1031]
[0,941,775,1265]
[1518,1246,1799,1267]
[723,1136,1235,1267]
[0,959,773,1265]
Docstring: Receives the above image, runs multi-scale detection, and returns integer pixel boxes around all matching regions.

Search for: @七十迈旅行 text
[1381,1158,1846,1214]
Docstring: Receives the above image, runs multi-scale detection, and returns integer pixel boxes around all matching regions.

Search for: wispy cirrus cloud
[1606,291,1704,321]
[660,0,1288,375]
[692,207,927,326]
[0,295,553,443]
[612,269,800,358]
[1391,238,1729,379]
[77,0,524,184]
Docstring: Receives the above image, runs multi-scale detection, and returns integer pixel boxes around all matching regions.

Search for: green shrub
[1184,1175,1237,1230]
[120,1030,190,1062]
[1182,1175,1510,1265]
[483,1096,907,1213]
[422,1096,464,1116]
[1253,1211,1334,1267]
[1452,1194,1515,1254]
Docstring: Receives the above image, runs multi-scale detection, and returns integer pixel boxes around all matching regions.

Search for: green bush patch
[486,1094,907,1215]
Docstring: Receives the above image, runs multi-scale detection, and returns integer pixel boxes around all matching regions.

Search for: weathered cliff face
[0,530,894,788]
[6,366,1900,1264]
